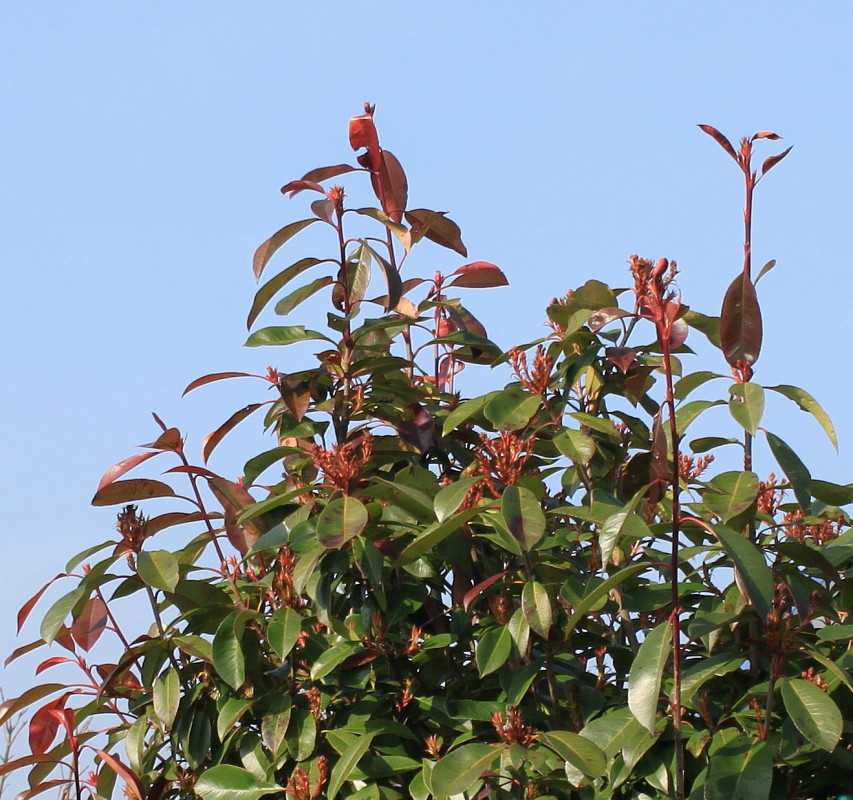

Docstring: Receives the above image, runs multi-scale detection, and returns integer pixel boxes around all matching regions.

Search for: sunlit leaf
[627,621,670,733]
[136,550,180,593]
[766,430,812,512]
[316,496,368,549]
[766,384,838,451]
[728,382,765,435]
[252,219,316,280]
[780,677,842,751]
[195,765,281,800]
[431,744,502,796]
[720,273,762,367]
[501,484,546,551]
[714,524,773,620]
[92,478,175,507]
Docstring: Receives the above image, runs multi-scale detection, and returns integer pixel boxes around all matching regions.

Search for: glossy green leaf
[316,496,368,549]
[780,677,842,751]
[554,428,596,465]
[674,399,724,434]
[564,563,647,636]
[40,587,86,644]
[431,744,503,797]
[720,272,762,367]
[195,765,281,800]
[809,479,853,506]
[216,697,253,741]
[538,731,607,778]
[707,735,772,800]
[627,621,670,733]
[273,276,334,317]
[244,326,329,347]
[395,507,480,565]
[327,732,378,799]
[363,242,402,311]
[212,611,254,690]
[152,668,180,730]
[766,384,838,451]
[568,412,621,439]
[484,389,541,430]
[267,607,302,660]
[766,431,812,512]
[714,524,773,620]
[434,477,480,522]
[136,550,179,593]
[728,382,765,435]
[441,392,496,435]
[476,626,512,677]
[673,370,724,401]
[680,653,745,707]
[521,581,552,639]
[246,257,328,328]
[501,484,546,551]
[702,471,759,523]
[252,218,317,280]
[311,639,359,681]
[599,490,651,567]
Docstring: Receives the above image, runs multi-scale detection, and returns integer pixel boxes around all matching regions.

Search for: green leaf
[766,431,812,512]
[363,241,402,311]
[267,607,302,660]
[564,563,647,636]
[554,428,596,465]
[484,389,541,430]
[501,484,546,551]
[136,550,179,593]
[706,734,772,800]
[274,276,334,316]
[521,581,552,639]
[780,677,842,751]
[253,218,317,280]
[702,471,759,523]
[195,765,282,800]
[766,384,838,451]
[728,382,765,435]
[327,732,378,799]
[680,653,745,707]
[40,586,86,643]
[311,639,359,681]
[568,412,621,439]
[212,611,254,690]
[476,626,512,677]
[431,744,503,797]
[395,507,481,566]
[682,309,721,348]
[216,697,253,741]
[244,326,330,347]
[246,257,328,328]
[809,479,853,506]
[316,496,368,549]
[538,731,607,778]
[674,399,724,434]
[720,272,762,367]
[627,621,670,733]
[714,524,773,620]
[152,668,180,730]
[599,490,651,567]
[441,392,496,436]
[673,371,724,401]
[434,477,480,522]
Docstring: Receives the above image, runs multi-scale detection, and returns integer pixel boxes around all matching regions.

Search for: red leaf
[720,272,762,367]
[15,779,76,799]
[208,477,261,555]
[144,511,212,537]
[17,575,64,633]
[0,686,66,727]
[164,464,219,479]
[752,131,782,140]
[202,403,267,464]
[279,179,326,197]
[141,427,183,450]
[311,198,335,224]
[463,571,509,612]
[300,164,357,184]
[95,451,160,493]
[5,639,48,667]
[605,347,637,374]
[182,372,258,396]
[444,304,488,338]
[698,124,739,162]
[760,145,793,177]
[448,262,508,289]
[397,404,435,453]
[0,755,58,779]
[151,412,168,431]
[340,651,379,670]
[278,380,311,421]
[375,149,408,222]
[29,696,67,755]
[405,209,467,257]
[651,414,670,487]
[349,109,382,173]
[70,596,108,651]
[95,749,144,800]
[587,307,631,332]
[35,657,74,676]
[91,479,175,507]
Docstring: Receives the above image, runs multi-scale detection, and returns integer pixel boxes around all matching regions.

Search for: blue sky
[2,1,852,748]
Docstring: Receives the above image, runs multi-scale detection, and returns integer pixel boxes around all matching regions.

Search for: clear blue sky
[2,0,852,751]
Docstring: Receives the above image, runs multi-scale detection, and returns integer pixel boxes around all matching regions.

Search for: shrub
[2,107,851,800]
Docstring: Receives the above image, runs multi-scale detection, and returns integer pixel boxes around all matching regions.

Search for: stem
[660,332,685,800]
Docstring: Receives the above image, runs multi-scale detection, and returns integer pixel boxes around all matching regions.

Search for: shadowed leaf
[92,479,175,507]
[404,209,467,256]
[202,404,266,464]
[720,273,762,366]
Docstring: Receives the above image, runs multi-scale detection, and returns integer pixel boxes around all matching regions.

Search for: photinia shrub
[2,107,851,800]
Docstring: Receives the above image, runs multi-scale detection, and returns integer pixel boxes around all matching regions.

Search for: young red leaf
[201,403,267,464]
[605,347,636,374]
[91,479,175,507]
[182,372,258,396]
[374,149,408,222]
[760,145,793,177]
[144,510,212,537]
[698,124,739,162]
[29,696,67,755]
[34,657,74,676]
[0,686,66,727]
[311,198,335,224]
[300,164,357,184]
[5,639,49,667]
[151,411,168,431]
[0,755,59,779]
[95,451,160,493]
[349,107,382,173]
[253,219,317,280]
[396,403,435,453]
[17,575,64,633]
[164,464,219,479]
[279,179,325,198]
[752,131,782,140]
[404,209,467,257]
[208,476,262,555]
[70,595,108,651]
[447,262,508,289]
[445,304,488,338]
[95,749,145,800]
[141,427,182,450]
[462,571,510,612]
[720,272,763,367]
